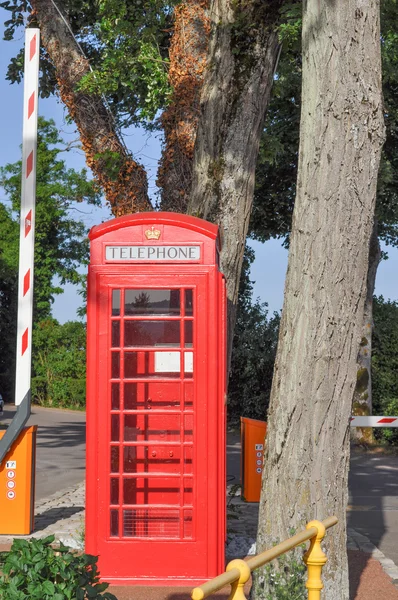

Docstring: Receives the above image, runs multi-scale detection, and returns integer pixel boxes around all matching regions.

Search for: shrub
[0,536,117,600]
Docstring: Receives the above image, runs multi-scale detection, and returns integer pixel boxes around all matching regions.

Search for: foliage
[251,0,398,250]
[0,117,100,321]
[1,0,174,129]
[32,319,86,409]
[0,118,97,402]
[228,247,280,424]
[253,543,306,600]
[372,295,398,445]
[0,203,19,401]
[0,535,117,600]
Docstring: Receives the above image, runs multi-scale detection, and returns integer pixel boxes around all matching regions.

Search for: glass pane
[123,477,180,505]
[111,352,120,378]
[183,479,193,505]
[125,382,180,410]
[125,351,180,379]
[184,321,193,347]
[184,382,193,408]
[184,414,193,442]
[112,321,120,347]
[125,321,180,347]
[125,289,180,315]
[124,446,137,473]
[111,383,120,410]
[110,509,119,537]
[184,446,193,474]
[111,446,119,473]
[110,478,119,505]
[124,414,180,442]
[124,445,181,474]
[112,290,121,316]
[185,290,193,316]
[123,508,180,538]
[111,415,120,442]
[124,478,137,504]
[184,352,193,376]
[184,509,193,538]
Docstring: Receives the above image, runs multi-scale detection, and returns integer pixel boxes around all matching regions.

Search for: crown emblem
[145,226,161,240]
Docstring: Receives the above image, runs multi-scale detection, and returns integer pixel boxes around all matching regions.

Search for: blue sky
[1,11,397,322]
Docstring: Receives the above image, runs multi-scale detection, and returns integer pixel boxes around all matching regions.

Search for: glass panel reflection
[124,413,180,442]
[184,321,193,347]
[111,478,119,505]
[110,509,119,537]
[125,321,180,347]
[185,290,193,316]
[112,290,121,316]
[111,352,120,378]
[112,321,120,347]
[125,290,180,315]
[124,382,180,410]
[111,383,119,410]
[111,446,119,473]
[111,415,120,442]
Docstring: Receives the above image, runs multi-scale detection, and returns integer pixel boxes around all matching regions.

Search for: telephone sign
[86,213,226,585]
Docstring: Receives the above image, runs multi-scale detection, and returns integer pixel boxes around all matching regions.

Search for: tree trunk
[188,0,283,360]
[32,0,151,215]
[253,2,385,599]
[351,220,381,444]
[158,0,210,213]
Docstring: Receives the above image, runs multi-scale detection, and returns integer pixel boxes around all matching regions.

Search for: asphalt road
[348,452,398,566]
[1,404,86,501]
[2,405,398,567]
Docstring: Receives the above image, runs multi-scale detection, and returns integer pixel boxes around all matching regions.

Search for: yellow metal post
[226,559,251,600]
[303,520,327,600]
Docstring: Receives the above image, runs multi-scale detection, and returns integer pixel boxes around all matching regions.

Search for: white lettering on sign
[6,461,16,469]
[105,245,201,262]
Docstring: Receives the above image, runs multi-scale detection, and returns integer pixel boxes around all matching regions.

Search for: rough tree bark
[351,221,381,444]
[158,0,210,213]
[253,2,385,599]
[31,0,151,216]
[187,0,283,357]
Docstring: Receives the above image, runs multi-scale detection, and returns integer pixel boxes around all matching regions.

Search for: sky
[0,11,397,323]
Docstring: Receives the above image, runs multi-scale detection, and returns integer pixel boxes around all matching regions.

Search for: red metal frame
[86,213,226,585]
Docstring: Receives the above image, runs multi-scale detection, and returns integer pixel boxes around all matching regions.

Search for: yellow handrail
[191,516,338,600]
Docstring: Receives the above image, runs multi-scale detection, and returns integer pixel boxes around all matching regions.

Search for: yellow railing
[191,516,338,600]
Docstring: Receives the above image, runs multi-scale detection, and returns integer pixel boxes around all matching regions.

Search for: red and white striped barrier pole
[0,29,40,464]
[350,416,398,428]
[15,28,40,407]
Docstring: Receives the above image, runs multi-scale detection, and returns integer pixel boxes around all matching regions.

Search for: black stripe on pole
[0,390,31,464]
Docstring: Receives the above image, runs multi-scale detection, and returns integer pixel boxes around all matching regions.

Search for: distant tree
[0,117,100,322]
[32,319,86,409]
[0,117,99,401]
[228,247,280,424]
[372,295,398,445]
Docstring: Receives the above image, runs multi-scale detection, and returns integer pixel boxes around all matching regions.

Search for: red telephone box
[86,212,226,585]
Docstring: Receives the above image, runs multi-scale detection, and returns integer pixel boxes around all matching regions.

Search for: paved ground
[1,404,85,500]
[348,452,398,566]
[1,406,398,599]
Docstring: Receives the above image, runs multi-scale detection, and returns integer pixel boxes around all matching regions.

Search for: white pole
[15,28,40,406]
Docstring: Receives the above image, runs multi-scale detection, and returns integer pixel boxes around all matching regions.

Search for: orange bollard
[0,425,37,534]
[240,417,267,502]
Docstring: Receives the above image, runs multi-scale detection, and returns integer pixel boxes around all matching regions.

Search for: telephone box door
[88,272,223,584]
